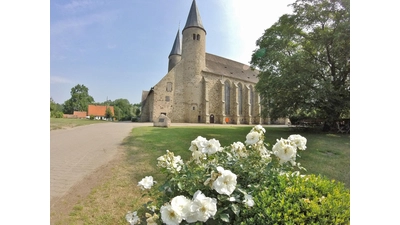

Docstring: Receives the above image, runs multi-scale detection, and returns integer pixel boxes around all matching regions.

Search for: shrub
[89,115,95,120]
[50,111,64,118]
[238,172,350,225]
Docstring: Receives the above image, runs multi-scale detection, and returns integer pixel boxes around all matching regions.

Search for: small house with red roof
[87,105,115,120]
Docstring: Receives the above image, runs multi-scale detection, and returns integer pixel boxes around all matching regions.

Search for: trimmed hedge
[237,173,350,225]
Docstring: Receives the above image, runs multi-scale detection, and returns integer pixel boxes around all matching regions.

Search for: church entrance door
[210,114,214,123]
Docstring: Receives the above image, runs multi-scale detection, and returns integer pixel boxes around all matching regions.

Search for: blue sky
[50,0,295,104]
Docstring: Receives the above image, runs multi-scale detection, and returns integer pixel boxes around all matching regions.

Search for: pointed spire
[169,29,181,56]
[183,0,206,33]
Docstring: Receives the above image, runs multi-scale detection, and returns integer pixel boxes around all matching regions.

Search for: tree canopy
[97,99,141,121]
[251,0,350,123]
[63,84,95,114]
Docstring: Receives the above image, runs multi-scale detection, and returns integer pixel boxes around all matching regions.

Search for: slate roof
[169,29,181,57]
[183,0,206,33]
[87,105,115,117]
[141,90,150,102]
[204,53,259,83]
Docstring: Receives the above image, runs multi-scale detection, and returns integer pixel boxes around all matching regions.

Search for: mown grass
[50,118,107,130]
[57,126,350,224]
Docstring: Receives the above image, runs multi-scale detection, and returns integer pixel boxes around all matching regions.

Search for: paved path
[50,122,152,207]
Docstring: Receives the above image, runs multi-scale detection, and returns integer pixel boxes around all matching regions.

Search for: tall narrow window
[225,81,230,115]
[197,34,200,40]
[166,82,173,92]
[238,84,243,115]
[193,34,196,40]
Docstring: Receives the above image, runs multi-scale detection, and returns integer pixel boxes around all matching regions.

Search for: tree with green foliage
[132,103,141,117]
[50,97,64,118]
[251,0,350,125]
[63,84,95,114]
[105,106,114,120]
[113,98,133,121]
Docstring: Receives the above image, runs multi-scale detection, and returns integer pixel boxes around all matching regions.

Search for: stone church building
[141,0,269,124]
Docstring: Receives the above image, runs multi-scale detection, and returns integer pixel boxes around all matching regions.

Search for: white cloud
[51,76,73,84]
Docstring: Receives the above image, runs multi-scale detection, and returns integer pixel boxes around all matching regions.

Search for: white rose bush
[126,125,310,225]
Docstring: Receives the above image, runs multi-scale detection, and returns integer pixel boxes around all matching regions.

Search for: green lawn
[50,118,107,130]
[126,126,350,188]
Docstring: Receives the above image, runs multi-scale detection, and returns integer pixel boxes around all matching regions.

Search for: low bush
[50,111,64,118]
[238,172,350,225]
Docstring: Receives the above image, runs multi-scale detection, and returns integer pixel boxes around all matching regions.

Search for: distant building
[73,111,87,119]
[87,105,115,120]
[141,0,267,124]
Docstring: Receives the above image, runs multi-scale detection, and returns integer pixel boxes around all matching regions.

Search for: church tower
[180,0,206,122]
[181,0,206,71]
[168,29,181,72]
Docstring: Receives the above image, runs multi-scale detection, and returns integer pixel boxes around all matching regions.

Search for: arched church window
[193,34,196,40]
[197,34,200,40]
[238,84,243,115]
[225,81,230,115]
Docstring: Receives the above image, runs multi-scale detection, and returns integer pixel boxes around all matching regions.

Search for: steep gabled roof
[204,53,259,83]
[87,105,115,117]
[183,0,206,33]
[169,29,181,57]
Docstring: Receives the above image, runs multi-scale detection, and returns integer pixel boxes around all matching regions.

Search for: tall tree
[113,98,133,121]
[251,0,350,123]
[63,84,95,114]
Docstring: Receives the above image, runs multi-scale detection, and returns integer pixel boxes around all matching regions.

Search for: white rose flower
[245,131,261,145]
[243,194,255,207]
[172,155,184,171]
[231,141,248,158]
[171,195,192,219]
[190,190,217,222]
[157,150,184,172]
[288,134,307,150]
[212,166,237,195]
[126,211,140,225]
[272,138,297,163]
[138,176,155,190]
[203,138,221,155]
[251,124,266,133]
[189,136,208,152]
[160,204,183,225]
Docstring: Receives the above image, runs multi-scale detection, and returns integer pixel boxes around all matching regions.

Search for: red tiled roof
[87,105,115,117]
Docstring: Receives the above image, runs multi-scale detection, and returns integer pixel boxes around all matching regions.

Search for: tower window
[165,96,170,101]
[193,34,196,40]
[166,82,173,92]
[197,34,200,40]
